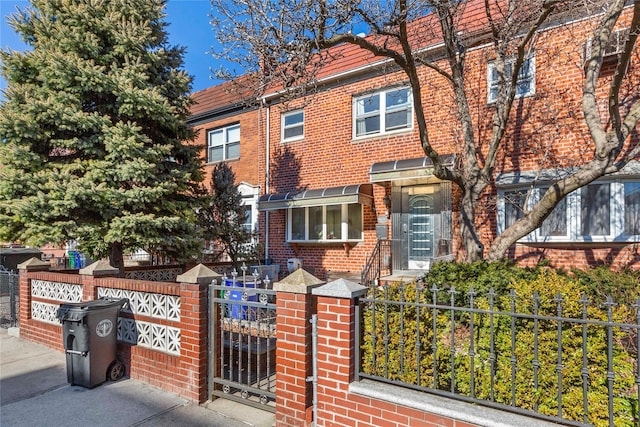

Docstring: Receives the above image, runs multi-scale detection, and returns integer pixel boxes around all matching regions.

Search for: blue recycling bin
[225,279,258,320]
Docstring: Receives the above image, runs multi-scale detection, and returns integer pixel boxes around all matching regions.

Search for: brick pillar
[177,264,221,403]
[17,257,51,330]
[78,260,119,300]
[311,279,367,426]
[274,269,325,427]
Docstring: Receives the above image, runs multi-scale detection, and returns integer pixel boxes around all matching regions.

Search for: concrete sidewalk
[0,328,275,427]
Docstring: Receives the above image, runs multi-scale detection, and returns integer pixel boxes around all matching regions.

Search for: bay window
[287,204,364,242]
[498,179,640,242]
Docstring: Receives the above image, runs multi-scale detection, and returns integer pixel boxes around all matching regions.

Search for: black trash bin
[56,298,129,388]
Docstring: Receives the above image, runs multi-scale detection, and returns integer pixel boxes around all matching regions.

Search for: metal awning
[258,184,373,211]
[369,154,455,183]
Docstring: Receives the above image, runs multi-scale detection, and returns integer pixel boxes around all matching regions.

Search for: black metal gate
[208,269,277,411]
[0,267,19,328]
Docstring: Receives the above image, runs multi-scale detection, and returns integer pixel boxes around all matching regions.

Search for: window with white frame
[287,204,363,242]
[207,123,240,163]
[503,189,528,228]
[498,179,640,242]
[487,56,535,103]
[354,87,412,138]
[281,110,304,142]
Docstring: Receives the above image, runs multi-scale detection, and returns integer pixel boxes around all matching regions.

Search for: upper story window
[208,124,240,163]
[498,179,640,243]
[354,87,412,138]
[487,56,535,103]
[282,110,304,142]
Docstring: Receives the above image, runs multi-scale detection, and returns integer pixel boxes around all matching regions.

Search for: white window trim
[497,179,640,243]
[287,204,364,243]
[238,183,260,238]
[207,123,240,163]
[487,55,536,104]
[352,87,413,140]
[281,109,304,142]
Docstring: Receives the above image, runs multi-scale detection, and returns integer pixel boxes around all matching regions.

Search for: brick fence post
[78,260,119,300]
[17,257,51,329]
[176,264,221,403]
[274,269,326,427]
[311,279,368,426]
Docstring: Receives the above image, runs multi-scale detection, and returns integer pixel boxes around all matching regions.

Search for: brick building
[188,81,264,258]
[190,1,640,280]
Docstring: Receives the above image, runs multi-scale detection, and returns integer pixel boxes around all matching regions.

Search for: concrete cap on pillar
[274,268,325,294]
[17,257,50,272]
[312,278,368,299]
[79,260,119,276]
[176,263,222,285]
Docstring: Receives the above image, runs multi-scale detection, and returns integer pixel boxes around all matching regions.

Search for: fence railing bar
[384,284,390,379]
[636,298,640,427]
[415,287,422,387]
[431,285,439,389]
[449,286,457,394]
[580,295,589,425]
[468,287,476,400]
[400,286,406,379]
[489,287,496,403]
[605,296,616,427]
[509,289,517,407]
[533,292,540,413]
[554,293,564,419]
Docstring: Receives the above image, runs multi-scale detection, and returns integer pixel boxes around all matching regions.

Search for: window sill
[206,158,240,165]
[281,137,305,144]
[351,128,413,144]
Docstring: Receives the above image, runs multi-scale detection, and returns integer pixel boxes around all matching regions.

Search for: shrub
[361,263,639,427]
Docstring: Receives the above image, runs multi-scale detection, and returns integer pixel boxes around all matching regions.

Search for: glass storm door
[408,194,434,269]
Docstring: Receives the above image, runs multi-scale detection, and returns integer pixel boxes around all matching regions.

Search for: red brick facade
[188,6,640,278]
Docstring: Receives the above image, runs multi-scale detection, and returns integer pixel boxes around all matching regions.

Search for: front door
[391,183,451,272]
[406,193,435,269]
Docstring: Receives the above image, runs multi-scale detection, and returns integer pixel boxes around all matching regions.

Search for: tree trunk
[109,242,125,277]
[459,184,484,262]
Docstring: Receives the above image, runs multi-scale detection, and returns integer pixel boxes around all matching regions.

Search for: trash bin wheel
[107,361,125,381]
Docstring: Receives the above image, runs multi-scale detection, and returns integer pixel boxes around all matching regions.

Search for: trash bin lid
[56,298,128,321]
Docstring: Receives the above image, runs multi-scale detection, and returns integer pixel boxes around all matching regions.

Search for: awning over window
[369,154,455,183]
[495,160,640,188]
[258,184,373,211]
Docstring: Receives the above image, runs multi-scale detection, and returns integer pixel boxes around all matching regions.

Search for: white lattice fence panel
[124,268,182,282]
[98,287,181,355]
[31,280,82,303]
[31,301,59,324]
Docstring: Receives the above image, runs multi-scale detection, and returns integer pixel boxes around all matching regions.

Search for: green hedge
[361,262,639,427]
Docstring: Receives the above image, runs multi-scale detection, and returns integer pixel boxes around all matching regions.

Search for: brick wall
[18,263,211,403]
[191,107,263,190]
[259,7,640,274]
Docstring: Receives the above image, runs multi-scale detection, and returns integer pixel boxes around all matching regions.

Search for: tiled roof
[190,0,497,115]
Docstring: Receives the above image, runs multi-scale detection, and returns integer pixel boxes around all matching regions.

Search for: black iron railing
[357,282,640,427]
[361,239,392,287]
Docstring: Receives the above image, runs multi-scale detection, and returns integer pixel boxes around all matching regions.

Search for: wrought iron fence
[0,267,19,328]
[357,282,640,427]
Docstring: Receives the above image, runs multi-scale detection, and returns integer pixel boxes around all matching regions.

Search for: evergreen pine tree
[0,0,205,272]
[199,162,256,268]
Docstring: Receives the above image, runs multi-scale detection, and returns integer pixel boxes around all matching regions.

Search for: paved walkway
[0,328,275,427]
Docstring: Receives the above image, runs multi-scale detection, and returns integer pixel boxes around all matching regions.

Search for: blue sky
[0,0,222,94]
